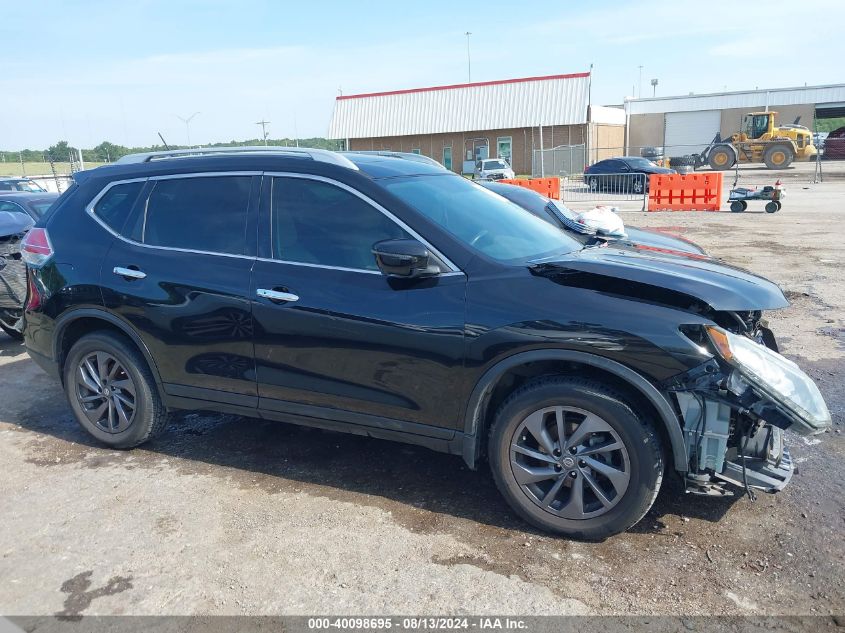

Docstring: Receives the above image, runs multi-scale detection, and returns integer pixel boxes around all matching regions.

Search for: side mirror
[372,239,439,279]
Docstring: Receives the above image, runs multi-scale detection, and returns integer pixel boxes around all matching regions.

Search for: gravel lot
[0,166,842,618]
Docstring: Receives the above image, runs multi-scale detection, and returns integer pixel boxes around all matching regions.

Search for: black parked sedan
[584,157,675,194]
[477,180,707,256]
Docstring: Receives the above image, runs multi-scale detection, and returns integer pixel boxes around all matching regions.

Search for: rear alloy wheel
[64,331,169,448]
[632,178,644,194]
[764,145,794,169]
[489,377,663,540]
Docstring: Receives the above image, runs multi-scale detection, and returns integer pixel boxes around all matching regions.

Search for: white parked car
[475,158,515,180]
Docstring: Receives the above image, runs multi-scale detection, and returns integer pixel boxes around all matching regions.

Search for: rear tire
[730,201,747,213]
[488,376,664,540]
[764,145,794,169]
[765,201,780,213]
[63,331,169,448]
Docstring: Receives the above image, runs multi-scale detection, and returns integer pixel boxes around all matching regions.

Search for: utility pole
[176,112,200,147]
[465,32,472,83]
[638,65,643,99]
[256,119,271,146]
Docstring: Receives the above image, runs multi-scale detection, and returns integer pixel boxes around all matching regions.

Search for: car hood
[530,244,788,311]
[0,211,33,238]
[619,227,707,255]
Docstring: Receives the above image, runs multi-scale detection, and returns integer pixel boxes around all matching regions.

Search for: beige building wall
[627,113,665,153]
[718,104,816,138]
[592,124,625,161]
[348,124,589,175]
[627,105,818,154]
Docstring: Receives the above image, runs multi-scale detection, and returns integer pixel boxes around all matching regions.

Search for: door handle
[256,288,299,303]
[113,266,147,280]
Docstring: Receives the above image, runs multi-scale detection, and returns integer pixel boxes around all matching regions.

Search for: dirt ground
[0,169,843,618]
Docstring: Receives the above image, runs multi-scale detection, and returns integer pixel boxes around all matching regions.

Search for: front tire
[708,145,736,170]
[488,377,664,540]
[63,331,169,448]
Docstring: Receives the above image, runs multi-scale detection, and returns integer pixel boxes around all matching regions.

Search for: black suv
[20,147,831,539]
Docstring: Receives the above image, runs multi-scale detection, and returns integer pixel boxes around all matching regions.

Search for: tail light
[20,228,53,267]
[26,269,42,311]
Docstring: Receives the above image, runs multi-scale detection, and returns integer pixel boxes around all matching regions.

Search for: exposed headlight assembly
[705,325,831,435]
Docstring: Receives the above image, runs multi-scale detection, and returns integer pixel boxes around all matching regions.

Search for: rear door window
[142,176,252,255]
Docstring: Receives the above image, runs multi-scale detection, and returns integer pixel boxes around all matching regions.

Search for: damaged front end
[666,322,832,497]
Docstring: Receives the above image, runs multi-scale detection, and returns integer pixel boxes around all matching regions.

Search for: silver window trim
[84,171,465,276]
[264,171,462,274]
[85,173,260,260]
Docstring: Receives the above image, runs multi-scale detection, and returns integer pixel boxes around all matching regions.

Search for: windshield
[27,200,55,217]
[14,180,45,192]
[623,157,656,169]
[380,174,581,263]
[483,160,508,170]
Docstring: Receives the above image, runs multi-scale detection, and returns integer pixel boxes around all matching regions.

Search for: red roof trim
[336,71,591,101]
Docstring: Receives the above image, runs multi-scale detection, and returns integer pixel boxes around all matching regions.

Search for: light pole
[176,112,200,147]
[465,32,472,83]
[637,65,643,99]
[651,78,658,97]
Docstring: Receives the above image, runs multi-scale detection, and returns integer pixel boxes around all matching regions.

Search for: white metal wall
[627,84,845,115]
[328,74,590,139]
[663,110,721,154]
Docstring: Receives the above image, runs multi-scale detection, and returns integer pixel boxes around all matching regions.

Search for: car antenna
[157,133,171,151]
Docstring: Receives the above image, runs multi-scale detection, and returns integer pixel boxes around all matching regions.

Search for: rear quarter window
[92,181,145,233]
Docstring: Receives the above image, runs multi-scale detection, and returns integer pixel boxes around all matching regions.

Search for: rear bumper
[27,346,59,380]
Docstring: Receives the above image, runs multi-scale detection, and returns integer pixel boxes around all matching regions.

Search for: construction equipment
[696,112,816,171]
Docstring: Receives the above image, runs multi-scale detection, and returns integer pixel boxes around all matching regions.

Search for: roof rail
[114,146,359,170]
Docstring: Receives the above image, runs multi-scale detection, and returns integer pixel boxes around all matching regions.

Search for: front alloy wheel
[489,377,664,540]
[511,406,630,519]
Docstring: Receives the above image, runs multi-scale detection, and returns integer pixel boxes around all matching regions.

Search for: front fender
[458,349,688,473]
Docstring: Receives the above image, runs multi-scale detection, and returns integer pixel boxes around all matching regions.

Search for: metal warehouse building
[328,72,625,176]
[625,83,845,156]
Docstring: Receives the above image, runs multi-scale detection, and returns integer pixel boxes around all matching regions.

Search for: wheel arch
[460,350,688,473]
[53,308,163,392]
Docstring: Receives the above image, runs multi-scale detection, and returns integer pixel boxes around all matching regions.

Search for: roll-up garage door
[664,110,721,155]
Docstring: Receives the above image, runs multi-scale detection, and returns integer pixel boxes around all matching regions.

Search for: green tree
[91,141,128,162]
[47,140,77,162]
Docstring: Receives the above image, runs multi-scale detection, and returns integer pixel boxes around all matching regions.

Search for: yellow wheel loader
[696,112,817,170]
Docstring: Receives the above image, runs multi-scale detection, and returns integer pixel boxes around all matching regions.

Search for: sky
[2,0,843,150]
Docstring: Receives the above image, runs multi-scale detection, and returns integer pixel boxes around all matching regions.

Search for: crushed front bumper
[715,426,794,493]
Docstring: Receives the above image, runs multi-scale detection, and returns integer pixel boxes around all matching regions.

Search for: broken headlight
[704,325,831,435]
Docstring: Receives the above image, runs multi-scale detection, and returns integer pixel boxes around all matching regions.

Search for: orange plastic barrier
[498,177,561,200]
[648,172,723,212]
